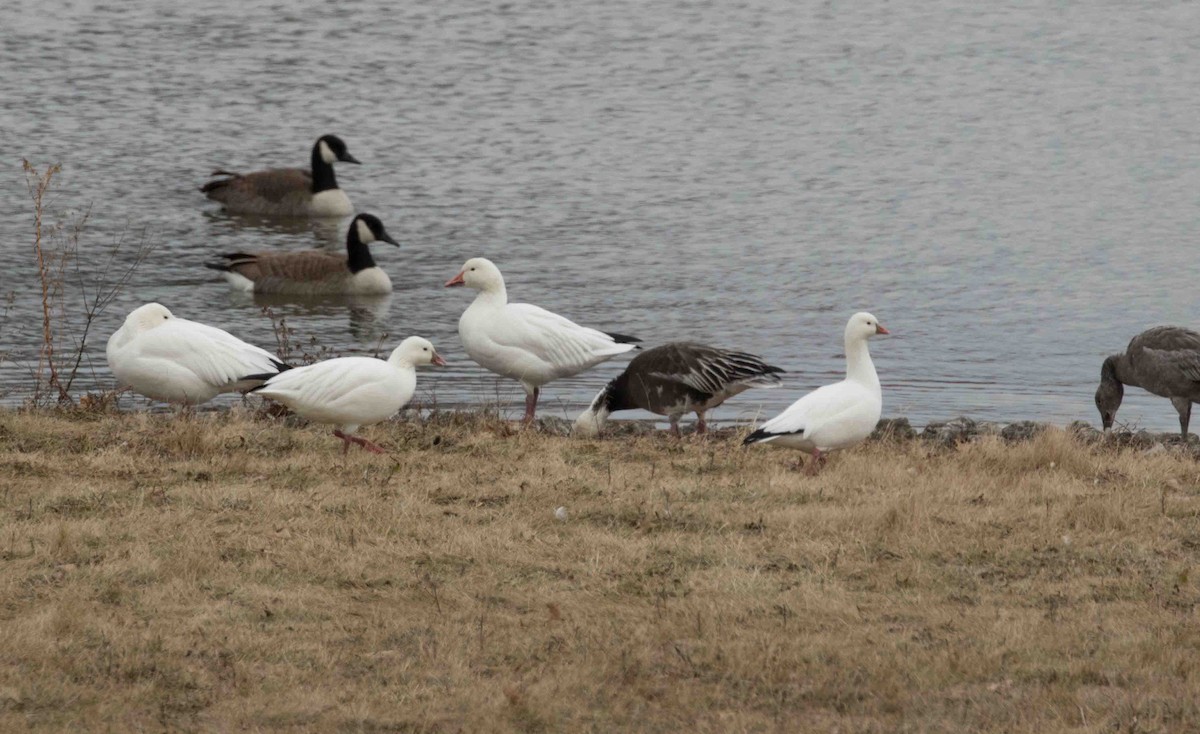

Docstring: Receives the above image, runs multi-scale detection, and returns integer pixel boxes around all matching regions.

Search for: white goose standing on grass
[445,257,640,423]
[106,303,290,406]
[248,336,445,454]
[200,134,361,218]
[204,213,399,295]
[744,312,889,475]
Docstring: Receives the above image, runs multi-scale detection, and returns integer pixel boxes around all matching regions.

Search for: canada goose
[106,303,290,406]
[1095,326,1200,439]
[444,257,640,424]
[200,134,360,217]
[204,213,399,295]
[248,337,445,454]
[574,342,784,437]
[744,313,889,475]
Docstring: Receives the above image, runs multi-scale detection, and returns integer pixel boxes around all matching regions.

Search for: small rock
[922,416,977,447]
[554,507,568,521]
[871,417,917,442]
[1068,421,1103,444]
[1143,443,1168,456]
[1001,421,1048,442]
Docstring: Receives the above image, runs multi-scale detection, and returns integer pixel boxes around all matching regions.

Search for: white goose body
[745,312,888,467]
[446,258,639,422]
[252,337,445,453]
[106,303,288,405]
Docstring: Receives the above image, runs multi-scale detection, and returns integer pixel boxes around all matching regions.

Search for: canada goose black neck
[345,222,376,274]
[310,143,339,194]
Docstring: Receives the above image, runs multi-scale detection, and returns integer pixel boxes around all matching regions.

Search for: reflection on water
[200,210,345,250]
[227,290,394,350]
[3,0,1200,431]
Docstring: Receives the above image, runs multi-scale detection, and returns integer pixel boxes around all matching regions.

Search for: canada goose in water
[1095,325,1200,439]
[200,134,360,217]
[204,213,399,295]
[574,342,784,437]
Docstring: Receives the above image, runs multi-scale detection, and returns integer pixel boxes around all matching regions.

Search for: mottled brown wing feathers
[202,167,311,201]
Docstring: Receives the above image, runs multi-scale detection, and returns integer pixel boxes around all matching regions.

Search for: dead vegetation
[1,410,1199,732]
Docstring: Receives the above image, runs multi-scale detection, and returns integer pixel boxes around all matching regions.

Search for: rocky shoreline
[526,413,1199,455]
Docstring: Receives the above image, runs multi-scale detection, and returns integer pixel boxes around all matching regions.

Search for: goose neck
[310,144,339,193]
[345,227,376,273]
[472,283,508,307]
[844,337,879,388]
[1105,353,1138,388]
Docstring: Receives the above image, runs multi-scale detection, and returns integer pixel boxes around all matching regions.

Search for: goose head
[316,134,361,165]
[845,312,889,342]
[351,214,399,247]
[390,336,446,368]
[1094,355,1123,431]
[123,303,174,334]
[444,257,505,292]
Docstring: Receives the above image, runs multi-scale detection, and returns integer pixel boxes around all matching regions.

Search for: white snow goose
[743,312,889,474]
[106,303,290,406]
[204,213,399,295]
[444,257,640,423]
[1095,325,1200,439]
[200,134,360,218]
[248,336,445,454]
[574,342,784,437]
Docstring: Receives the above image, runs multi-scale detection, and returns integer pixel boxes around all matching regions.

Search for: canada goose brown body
[201,135,359,217]
[205,213,398,295]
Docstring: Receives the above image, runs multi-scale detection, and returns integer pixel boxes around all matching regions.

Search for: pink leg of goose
[805,449,826,476]
[695,413,708,435]
[523,387,540,424]
[333,429,387,455]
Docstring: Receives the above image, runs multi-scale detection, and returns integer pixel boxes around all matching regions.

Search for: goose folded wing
[502,304,634,372]
[142,322,283,389]
[657,346,783,396]
[1141,346,1200,383]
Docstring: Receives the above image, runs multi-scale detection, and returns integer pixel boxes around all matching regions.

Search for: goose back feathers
[575,342,784,435]
[106,303,289,405]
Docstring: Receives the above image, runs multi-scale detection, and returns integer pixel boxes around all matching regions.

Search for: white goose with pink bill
[744,312,889,475]
[445,257,640,424]
[246,336,445,454]
[574,342,784,437]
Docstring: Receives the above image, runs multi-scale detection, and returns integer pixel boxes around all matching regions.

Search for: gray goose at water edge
[1095,325,1200,439]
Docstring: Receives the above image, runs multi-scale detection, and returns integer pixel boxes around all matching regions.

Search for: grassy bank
[1,410,1198,732]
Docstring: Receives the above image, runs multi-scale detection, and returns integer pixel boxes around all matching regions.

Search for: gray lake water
[3,0,1199,430]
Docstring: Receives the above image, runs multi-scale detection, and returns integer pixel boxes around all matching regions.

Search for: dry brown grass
[1,410,1199,732]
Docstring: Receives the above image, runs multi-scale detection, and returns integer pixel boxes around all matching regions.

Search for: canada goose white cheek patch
[356,219,373,244]
[319,139,335,164]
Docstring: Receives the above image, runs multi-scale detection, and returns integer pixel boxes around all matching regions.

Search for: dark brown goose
[1095,326,1200,438]
[574,342,784,436]
[204,213,398,295]
[200,134,360,217]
